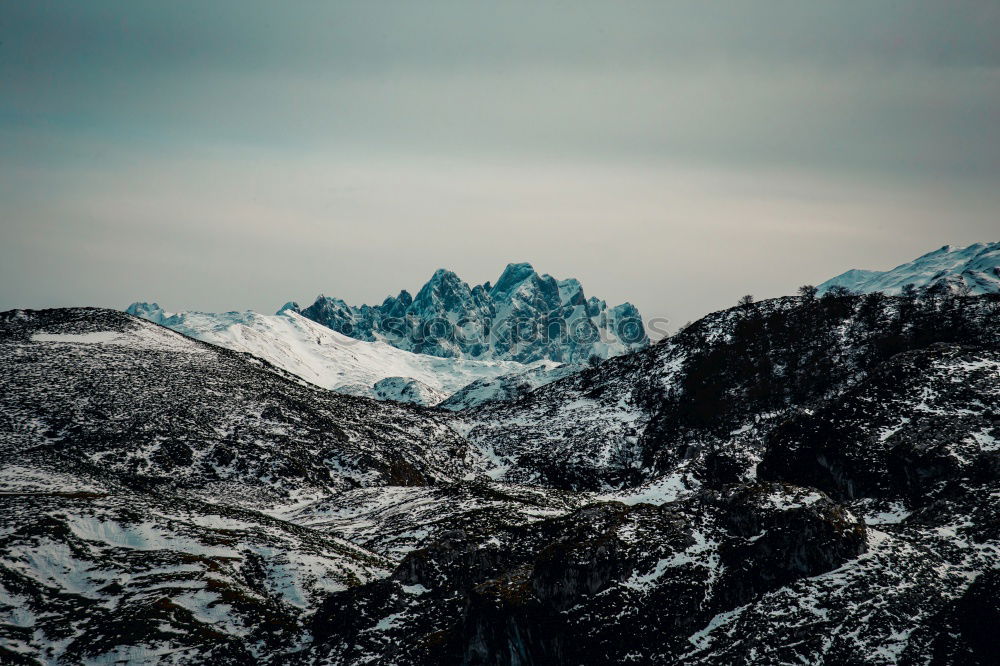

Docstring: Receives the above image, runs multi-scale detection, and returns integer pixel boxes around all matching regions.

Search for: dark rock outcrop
[308,484,866,665]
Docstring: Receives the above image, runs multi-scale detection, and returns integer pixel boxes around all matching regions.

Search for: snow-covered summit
[124,302,566,406]
[818,242,1000,295]
[288,263,649,364]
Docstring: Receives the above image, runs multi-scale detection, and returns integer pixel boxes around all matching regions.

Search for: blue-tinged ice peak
[276,301,300,315]
[412,268,474,314]
[490,262,538,300]
[291,264,649,363]
[125,302,162,318]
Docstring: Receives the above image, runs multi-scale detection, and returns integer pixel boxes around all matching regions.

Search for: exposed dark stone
[309,486,867,665]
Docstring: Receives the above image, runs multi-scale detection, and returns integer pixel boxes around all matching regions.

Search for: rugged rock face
[758,344,1000,504]
[292,263,648,363]
[902,569,1000,665]
[459,290,1000,493]
[305,483,866,665]
[404,290,999,663]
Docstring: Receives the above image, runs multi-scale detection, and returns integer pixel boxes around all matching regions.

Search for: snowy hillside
[0,308,471,506]
[437,361,583,411]
[4,293,1000,664]
[0,307,469,663]
[287,263,649,363]
[819,242,1000,295]
[125,303,570,407]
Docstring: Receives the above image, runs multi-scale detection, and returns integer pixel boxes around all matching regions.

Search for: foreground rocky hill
[0,309,583,664]
[2,292,999,664]
[0,308,471,508]
[459,289,1000,494]
[305,483,867,665]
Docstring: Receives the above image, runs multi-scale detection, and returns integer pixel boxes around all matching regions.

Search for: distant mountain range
[819,242,1000,295]
[127,263,648,408]
[125,247,1000,412]
[284,262,649,364]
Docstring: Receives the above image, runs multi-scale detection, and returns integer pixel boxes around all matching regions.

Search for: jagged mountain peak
[420,268,465,292]
[412,268,474,309]
[490,261,538,298]
[292,264,649,363]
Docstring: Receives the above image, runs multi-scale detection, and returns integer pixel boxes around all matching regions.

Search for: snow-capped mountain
[125,302,570,407]
[4,289,999,664]
[286,263,649,363]
[819,242,1000,295]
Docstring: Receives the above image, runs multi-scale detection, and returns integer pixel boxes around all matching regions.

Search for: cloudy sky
[2,1,998,328]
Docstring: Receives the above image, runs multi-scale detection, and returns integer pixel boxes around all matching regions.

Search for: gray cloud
[2,1,998,328]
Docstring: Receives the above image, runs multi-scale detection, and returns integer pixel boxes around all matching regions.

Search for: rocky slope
[288,263,648,363]
[304,483,867,665]
[3,292,1000,664]
[299,290,1000,665]
[458,289,1000,493]
[0,309,583,664]
[436,362,582,412]
[0,309,485,512]
[0,489,390,665]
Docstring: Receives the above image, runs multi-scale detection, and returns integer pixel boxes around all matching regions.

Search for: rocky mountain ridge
[287,262,649,363]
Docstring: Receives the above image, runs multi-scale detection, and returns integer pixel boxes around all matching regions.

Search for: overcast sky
[2,1,998,329]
